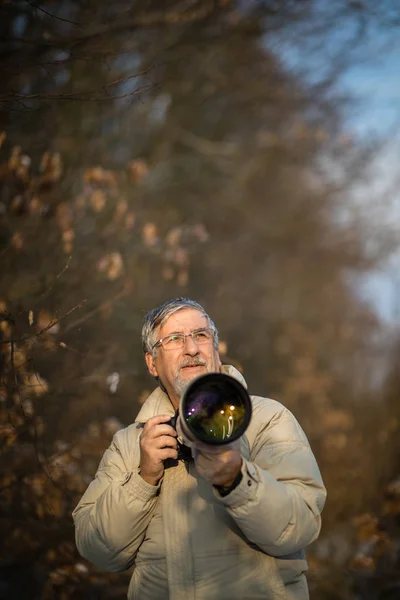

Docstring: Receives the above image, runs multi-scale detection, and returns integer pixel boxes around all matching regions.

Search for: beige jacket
[73,366,326,599]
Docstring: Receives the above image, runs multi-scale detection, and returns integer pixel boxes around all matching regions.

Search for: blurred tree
[0,1,399,599]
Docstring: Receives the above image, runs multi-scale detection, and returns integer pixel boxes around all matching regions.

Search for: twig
[0,299,87,345]
[37,255,72,301]
[63,287,129,333]
[24,0,82,27]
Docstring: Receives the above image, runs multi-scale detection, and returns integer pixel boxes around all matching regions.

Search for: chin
[174,369,203,393]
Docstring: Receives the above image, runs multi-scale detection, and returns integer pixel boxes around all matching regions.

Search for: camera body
[167,414,178,431]
[166,413,193,462]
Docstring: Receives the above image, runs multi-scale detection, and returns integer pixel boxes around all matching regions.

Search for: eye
[193,330,209,340]
[166,334,183,344]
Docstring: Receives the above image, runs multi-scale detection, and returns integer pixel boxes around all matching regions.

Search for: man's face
[145,308,221,408]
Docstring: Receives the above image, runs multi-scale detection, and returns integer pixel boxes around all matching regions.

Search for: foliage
[0,1,399,598]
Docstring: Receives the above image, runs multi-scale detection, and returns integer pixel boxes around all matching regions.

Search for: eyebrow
[164,327,207,336]
[163,331,183,336]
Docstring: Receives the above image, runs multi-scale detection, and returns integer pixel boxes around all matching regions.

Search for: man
[73,298,326,599]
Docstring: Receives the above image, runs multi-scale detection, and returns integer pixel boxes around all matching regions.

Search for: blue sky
[340,44,400,138]
[268,22,400,323]
[341,43,400,323]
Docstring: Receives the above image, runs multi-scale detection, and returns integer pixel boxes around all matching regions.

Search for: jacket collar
[135,365,247,423]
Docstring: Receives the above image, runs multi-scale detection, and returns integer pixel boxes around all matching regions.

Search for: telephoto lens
[179,372,252,445]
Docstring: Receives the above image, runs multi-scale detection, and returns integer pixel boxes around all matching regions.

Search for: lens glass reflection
[182,379,249,443]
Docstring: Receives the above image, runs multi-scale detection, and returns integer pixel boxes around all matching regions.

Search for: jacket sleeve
[214,400,327,557]
[72,428,161,572]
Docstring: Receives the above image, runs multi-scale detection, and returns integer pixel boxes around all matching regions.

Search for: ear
[145,352,158,378]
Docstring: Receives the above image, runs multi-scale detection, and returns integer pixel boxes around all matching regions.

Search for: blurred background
[1,1,400,598]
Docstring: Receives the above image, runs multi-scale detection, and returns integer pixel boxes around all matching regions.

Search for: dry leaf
[125,212,136,230]
[0,321,12,337]
[166,228,181,247]
[37,310,60,334]
[106,372,120,394]
[88,422,101,438]
[162,265,174,281]
[218,341,228,355]
[29,196,41,215]
[320,409,354,432]
[143,223,159,247]
[103,417,124,436]
[90,189,106,213]
[192,223,209,242]
[97,255,109,273]
[11,232,23,249]
[62,229,74,243]
[128,159,149,183]
[115,198,128,219]
[9,146,21,170]
[26,373,49,396]
[107,252,124,280]
[56,203,72,231]
[177,269,188,287]
[22,399,34,416]
[174,247,189,268]
[8,346,26,368]
[84,166,117,187]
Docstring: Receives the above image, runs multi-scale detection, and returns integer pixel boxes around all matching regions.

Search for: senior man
[73,298,326,600]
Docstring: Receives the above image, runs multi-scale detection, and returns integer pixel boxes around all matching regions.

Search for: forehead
[158,308,208,336]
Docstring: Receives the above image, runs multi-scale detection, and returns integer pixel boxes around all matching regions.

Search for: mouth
[180,364,205,372]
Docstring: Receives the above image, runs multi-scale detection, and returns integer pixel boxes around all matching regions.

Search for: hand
[194,441,242,487]
[139,415,178,486]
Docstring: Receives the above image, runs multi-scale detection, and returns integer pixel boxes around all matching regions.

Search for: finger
[159,447,178,461]
[152,435,178,450]
[145,423,177,439]
[143,415,174,431]
[141,437,178,454]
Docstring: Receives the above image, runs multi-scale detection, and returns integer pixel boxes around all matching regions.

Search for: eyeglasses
[152,327,215,351]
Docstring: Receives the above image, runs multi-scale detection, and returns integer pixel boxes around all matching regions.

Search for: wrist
[139,470,161,486]
[215,467,243,497]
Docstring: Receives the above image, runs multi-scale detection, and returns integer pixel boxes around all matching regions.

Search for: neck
[157,378,179,411]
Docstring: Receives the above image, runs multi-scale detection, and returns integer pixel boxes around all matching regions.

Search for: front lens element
[181,373,252,445]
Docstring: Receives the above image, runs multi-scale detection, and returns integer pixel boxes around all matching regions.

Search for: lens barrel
[180,373,252,445]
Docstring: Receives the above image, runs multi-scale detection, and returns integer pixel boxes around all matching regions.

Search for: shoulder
[112,421,141,454]
[247,395,310,448]
[250,395,286,420]
[113,421,141,445]
[98,423,141,473]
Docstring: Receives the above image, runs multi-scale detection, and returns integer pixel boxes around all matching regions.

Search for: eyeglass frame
[151,327,216,352]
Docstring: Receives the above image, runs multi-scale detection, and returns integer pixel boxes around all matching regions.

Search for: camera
[167,413,179,431]
[174,372,252,446]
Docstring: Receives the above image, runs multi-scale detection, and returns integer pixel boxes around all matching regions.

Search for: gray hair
[142,297,219,355]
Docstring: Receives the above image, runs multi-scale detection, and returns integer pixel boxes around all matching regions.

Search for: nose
[183,334,199,355]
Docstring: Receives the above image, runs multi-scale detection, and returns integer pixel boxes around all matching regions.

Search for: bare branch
[0,66,156,105]
[23,0,82,27]
[64,284,131,333]
[0,300,87,345]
